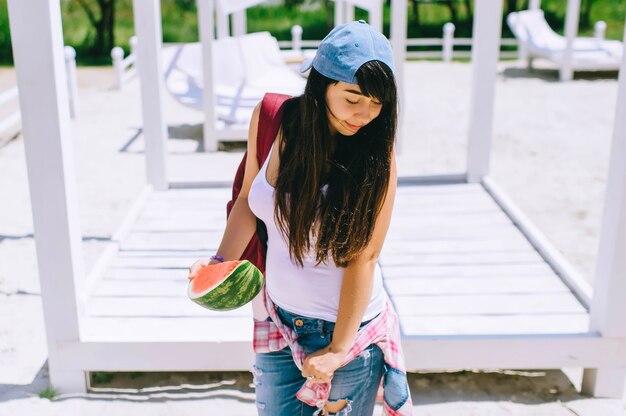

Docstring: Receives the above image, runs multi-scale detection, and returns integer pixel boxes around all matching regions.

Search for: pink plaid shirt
[253,288,413,415]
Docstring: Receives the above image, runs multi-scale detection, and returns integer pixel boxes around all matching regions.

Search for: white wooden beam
[215,0,229,38]
[198,0,218,152]
[7,0,86,392]
[232,9,247,36]
[132,0,168,190]
[390,0,407,153]
[335,0,346,26]
[560,0,581,81]
[466,0,503,182]
[582,25,626,400]
[56,335,626,372]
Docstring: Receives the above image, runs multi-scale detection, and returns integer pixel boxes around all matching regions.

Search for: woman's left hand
[301,346,347,383]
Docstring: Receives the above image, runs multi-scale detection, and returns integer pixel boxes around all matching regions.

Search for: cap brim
[300,58,313,74]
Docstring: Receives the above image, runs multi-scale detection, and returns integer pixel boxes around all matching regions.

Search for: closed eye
[346,98,359,104]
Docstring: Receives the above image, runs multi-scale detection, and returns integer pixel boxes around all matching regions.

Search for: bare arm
[302,152,397,381]
[188,102,263,275]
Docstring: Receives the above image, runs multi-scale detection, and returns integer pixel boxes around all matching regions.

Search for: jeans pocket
[383,365,409,411]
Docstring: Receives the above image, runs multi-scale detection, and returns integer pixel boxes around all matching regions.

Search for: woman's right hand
[188,258,213,281]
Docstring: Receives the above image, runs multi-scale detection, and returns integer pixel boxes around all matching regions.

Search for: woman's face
[325,81,383,136]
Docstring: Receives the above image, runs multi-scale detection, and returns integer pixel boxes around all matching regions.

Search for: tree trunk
[580,0,593,29]
[411,0,420,26]
[77,0,116,57]
[324,0,333,31]
[464,0,473,26]
[445,1,458,25]
[507,0,517,14]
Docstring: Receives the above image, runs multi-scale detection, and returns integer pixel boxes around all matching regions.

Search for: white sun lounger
[507,10,623,74]
[161,32,306,126]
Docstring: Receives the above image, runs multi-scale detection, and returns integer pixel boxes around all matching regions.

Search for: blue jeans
[253,306,384,415]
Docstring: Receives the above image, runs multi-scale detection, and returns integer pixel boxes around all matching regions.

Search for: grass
[0,0,624,65]
[38,386,58,400]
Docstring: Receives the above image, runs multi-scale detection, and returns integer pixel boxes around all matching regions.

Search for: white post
[581,28,626,401]
[390,0,407,152]
[130,35,138,60]
[232,9,247,36]
[466,0,503,182]
[594,21,607,41]
[335,0,346,26]
[291,25,303,54]
[560,0,581,82]
[64,46,79,119]
[215,0,229,38]
[443,22,455,63]
[369,0,383,32]
[132,0,168,190]
[345,3,355,22]
[198,0,218,152]
[111,46,125,90]
[528,0,541,9]
[7,0,86,392]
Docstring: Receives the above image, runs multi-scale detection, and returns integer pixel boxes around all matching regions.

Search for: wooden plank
[385,276,572,296]
[110,256,203,269]
[397,183,484,194]
[117,249,213,258]
[119,231,222,251]
[583,34,626,398]
[391,293,587,316]
[94,279,192,297]
[382,263,556,278]
[382,238,535,253]
[86,297,253,318]
[385,225,521,241]
[380,251,544,266]
[80,317,252,342]
[59,335,626,372]
[132,0,167,190]
[400,313,590,336]
[466,0,503,181]
[103,268,197,280]
[388,214,513,228]
[7,0,86,393]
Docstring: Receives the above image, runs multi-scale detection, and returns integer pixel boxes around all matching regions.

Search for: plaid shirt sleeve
[252,287,413,415]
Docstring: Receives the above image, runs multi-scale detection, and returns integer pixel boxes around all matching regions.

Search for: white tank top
[248,143,386,322]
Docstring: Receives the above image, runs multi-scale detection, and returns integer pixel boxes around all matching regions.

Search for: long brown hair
[274,61,397,267]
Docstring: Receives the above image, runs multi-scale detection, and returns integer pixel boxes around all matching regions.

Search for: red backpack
[226,93,290,274]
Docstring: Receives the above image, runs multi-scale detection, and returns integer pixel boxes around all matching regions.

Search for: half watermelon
[188,260,264,311]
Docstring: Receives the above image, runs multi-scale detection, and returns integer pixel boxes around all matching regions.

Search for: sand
[0,60,624,414]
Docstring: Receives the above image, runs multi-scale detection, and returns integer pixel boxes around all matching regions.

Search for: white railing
[115,23,520,91]
[0,46,80,137]
[111,36,138,90]
[277,23,520,61]
[0,86,21,136]
[64,46,79,118]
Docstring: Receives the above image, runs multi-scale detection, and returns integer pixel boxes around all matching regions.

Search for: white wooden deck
[79,182,601,373]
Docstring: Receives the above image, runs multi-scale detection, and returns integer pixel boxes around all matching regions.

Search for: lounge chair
[507,9,622,76]
[161,32,306,126]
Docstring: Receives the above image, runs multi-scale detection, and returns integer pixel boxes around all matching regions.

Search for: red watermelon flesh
[188,260,264,311]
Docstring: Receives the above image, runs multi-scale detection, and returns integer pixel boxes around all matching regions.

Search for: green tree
[580,0,594,29]
[76,0,116,56]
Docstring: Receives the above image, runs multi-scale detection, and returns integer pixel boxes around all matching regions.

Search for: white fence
[111,23,521,90]
[0,87,21,136]
[0,46,79,138]
[277,23,520,61]
[111,36,138,90]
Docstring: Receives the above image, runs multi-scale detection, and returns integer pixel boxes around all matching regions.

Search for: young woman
[189,21,410,416]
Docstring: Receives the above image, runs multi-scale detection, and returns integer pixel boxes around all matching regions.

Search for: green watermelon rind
[188,260,264,311]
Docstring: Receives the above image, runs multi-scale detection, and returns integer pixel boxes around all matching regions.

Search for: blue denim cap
[301,20,395,85]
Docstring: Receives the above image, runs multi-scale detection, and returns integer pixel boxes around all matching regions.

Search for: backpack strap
[256,93,291,166]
